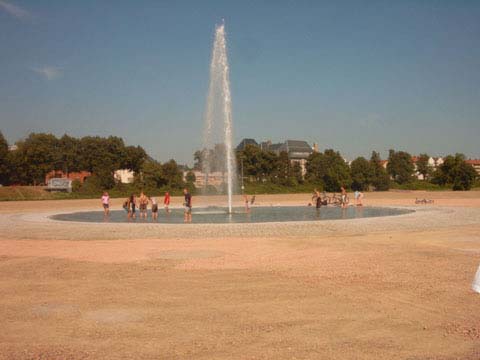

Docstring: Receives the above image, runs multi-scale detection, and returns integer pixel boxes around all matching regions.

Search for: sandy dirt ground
[0,191,479,359]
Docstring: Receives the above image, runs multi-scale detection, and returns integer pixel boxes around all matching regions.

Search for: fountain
[202,21,236,214]
[49,22,416,225]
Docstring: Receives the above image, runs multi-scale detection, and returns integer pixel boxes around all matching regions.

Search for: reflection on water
[355,206,364,218]
[51,206,413,224]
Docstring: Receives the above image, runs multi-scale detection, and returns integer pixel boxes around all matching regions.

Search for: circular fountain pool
[50,206,413,224]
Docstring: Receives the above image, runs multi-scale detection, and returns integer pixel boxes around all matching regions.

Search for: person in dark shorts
[101,191,110,216]
[128,194,136,219]
[139,191,148,219]
[315,189,322,209]
[150,196,158,220]
[183,188,192,223]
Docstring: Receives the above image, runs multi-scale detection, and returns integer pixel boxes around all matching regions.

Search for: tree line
[1,130,477,193]
[0,132,187,191]
[231,145,477,191]
[231,145,391,191]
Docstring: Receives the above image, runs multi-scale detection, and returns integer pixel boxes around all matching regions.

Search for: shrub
[71,179,82,192]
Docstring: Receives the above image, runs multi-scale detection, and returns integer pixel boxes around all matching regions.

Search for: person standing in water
[183,188,192,223]
[139,191,149,219]
[357,191,364,206]
[354,190,360,206]
[341,186,348,209]
[164,191,171,213]
[315,189,322,209]
[244,194,250,213]
[128,194,136,219]
[150,196,158,220]
[101,191,110,216]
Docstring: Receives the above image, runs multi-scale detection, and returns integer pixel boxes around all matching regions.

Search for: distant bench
[46,178,72,193]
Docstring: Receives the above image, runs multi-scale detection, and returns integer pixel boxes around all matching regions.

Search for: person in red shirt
[164,191,171,213]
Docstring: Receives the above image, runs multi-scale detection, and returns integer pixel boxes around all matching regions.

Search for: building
[114,169,135,184]
[260,140,272,151]
[184,170,225,189]
[8,145,18,151]
[45,170,91,185]
[236,138,258,151]
[266,140,314,176]
[236,138,314,176]
[412,156,444,180]
[466,159,480,175]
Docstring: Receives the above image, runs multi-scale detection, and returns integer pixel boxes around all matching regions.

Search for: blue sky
[1,0,479,165]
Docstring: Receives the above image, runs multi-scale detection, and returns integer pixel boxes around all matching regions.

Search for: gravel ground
[0,203,479,241]
[1,191,480,359]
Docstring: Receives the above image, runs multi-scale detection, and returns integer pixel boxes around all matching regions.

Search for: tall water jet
[202,21,236,214]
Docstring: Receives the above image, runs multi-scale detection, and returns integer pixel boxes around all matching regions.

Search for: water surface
[51,206,413,224]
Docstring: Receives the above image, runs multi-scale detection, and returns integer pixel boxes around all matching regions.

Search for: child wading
[101,191,110,216]
[164,191,171,213]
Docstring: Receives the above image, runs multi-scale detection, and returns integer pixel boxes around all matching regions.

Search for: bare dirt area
[1,191,480,359]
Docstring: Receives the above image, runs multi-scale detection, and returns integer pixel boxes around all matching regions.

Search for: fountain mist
[202,21,236,214]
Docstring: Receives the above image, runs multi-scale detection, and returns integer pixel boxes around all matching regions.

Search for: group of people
[123,191,171,220]
[100,188,194,223]
[311,187,364,209]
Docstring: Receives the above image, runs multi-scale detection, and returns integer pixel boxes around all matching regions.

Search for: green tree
[275,151,290,184]
[306,149,351,192]
[162,159,184,188]
[291,162,303,184]
[58,134,81,174]
[416,153,432,181]
[78,136,113,173]
[7,147,25,184]
[19,133,60,185]
[236,144,278,181]
[140,159,166,188]
[77,136,120,188]
[258,150,278,181]
[122,145,147,173]
[0,131,9,185]
[350,156,374,191]
[76,136,146,189]
[193,149,205,171]
[370,151,390,191]
[433,154,477,190]
[185,170,196,183]
[387,149,414,184]
[2,132,148,188]
[237,144,259,178]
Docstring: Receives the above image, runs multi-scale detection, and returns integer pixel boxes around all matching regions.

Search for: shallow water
[50,206,413,224]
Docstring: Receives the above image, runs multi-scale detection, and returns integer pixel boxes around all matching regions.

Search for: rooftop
[236,138,259,151]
